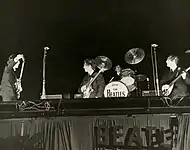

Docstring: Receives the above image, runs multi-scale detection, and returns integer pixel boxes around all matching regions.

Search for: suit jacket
[78,72,105,98]
[0,60,17,100]
[160,67,190,99]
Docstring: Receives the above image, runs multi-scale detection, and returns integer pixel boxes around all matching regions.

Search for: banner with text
[70,115,178,150]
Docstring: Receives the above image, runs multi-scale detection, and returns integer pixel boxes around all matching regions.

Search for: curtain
[0,117,72,150]
[176,115,190,150]
[0,114,179,150]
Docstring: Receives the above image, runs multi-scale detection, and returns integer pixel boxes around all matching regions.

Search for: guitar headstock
[22,55,25,62]
[186,67,190,72]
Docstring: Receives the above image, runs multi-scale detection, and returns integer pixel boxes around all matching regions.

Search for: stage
[0,96,189,150]
[0,96,189,119]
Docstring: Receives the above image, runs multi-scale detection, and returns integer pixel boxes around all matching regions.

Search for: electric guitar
[162,67,190,96]
[82,67,105,98]
[15,57,25,99]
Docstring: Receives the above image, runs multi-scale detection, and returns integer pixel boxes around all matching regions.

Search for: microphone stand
[40,47,49,99]
[151,44,160,96]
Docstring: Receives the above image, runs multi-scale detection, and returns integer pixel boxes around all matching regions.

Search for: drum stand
[132,66,141,97]
[136,79,141,96]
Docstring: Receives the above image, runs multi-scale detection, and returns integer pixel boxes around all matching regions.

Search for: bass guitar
[15,57,25,99]
[162,67,190,96]
[82,67,104,98]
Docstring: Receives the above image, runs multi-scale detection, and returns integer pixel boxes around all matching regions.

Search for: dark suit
[160,67,190,100]
[0,60,17,101]
[78,72,105,98]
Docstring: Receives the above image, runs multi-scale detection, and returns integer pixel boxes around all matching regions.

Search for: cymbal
[125,48,145,64]
[136,74,147,81]
[185,49,190,54]
[95,56,112,71]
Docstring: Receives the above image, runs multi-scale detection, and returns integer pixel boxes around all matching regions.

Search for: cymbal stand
[133,66,139,96]
[151,44,160,96]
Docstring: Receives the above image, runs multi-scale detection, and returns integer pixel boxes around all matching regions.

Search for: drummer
[120,68,137,93]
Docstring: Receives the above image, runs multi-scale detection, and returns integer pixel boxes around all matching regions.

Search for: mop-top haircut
[167,55,179,65]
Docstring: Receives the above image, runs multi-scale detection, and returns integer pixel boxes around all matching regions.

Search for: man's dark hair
[84,59,96,70]
[7,54,17,65]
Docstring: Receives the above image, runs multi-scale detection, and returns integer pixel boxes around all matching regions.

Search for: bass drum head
[104,81,128,98]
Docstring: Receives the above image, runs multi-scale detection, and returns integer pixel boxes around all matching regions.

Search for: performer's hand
[15,54,24,62]
[17,86,23,93]
[162,84,169,91]
[181,71,187,79]
[15,79,23,92]
[81,85,87,92]
[17,54,24,59]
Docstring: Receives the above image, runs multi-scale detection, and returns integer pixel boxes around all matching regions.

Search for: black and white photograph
[0,0,190,149]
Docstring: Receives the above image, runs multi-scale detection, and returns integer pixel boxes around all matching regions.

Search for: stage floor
[0,96,189,119]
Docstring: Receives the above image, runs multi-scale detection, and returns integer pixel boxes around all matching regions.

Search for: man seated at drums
[108,65,122,82]
[78,58,105,98]
[120,68,137,93]
[115,65,122,76]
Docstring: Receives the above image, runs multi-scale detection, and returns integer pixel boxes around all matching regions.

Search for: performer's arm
[6,54,24,71]
[160,69,176,88]
[78,76,88,93]
[160,76,168,90]
[8,72,18,95]
[6,60,16,71]
[95,74,105,98]
[181,71,190,84]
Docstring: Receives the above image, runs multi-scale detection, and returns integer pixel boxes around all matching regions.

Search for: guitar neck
[87,69,103,88]
[169,74,182,86]
[169,67,190,86]
[19,61,25,80]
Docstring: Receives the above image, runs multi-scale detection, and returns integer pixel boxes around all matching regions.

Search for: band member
[115,65,122,76]
[0,54,24,101]
[78,58,105,98]
[161,55,190,100]
[109,65,122,82]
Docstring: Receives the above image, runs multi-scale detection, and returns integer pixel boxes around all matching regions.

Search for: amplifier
[45,94,63,99]
[142,90,163,96]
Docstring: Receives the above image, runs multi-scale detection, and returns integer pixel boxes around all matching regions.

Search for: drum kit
[95,48,147,98]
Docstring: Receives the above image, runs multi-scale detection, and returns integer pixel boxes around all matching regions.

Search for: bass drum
[104,81,129,98]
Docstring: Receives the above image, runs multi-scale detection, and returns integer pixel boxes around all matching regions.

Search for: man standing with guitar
[161,55,190,102]
[0,54,25,101]
[78,58,105,98]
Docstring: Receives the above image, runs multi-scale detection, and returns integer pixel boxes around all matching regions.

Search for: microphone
[151,44,158,48]
[44,46,50,50]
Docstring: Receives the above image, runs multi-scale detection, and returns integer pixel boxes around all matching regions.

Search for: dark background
[0,0,190,100]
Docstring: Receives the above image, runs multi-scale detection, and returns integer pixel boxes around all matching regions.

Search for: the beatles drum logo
[104,81,128,97]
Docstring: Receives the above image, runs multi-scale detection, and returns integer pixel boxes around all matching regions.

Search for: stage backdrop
[0,114,188,150]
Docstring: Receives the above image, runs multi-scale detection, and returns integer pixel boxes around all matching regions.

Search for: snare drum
[104,81,129,98]
[120,76,135,86]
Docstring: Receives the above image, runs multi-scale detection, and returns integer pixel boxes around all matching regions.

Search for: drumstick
[109,77,114,82]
